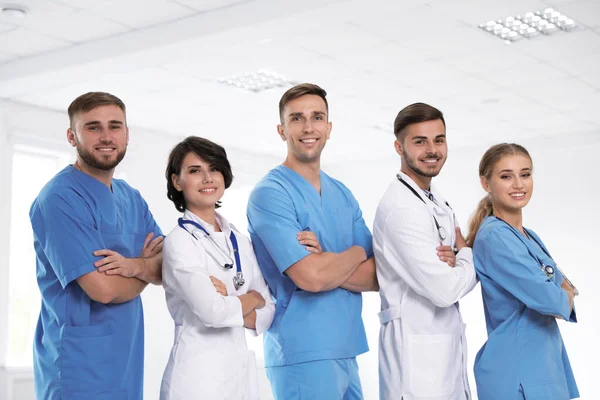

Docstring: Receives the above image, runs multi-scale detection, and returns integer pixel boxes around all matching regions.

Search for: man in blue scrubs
[29,92,163,400]
[247,83,377,399]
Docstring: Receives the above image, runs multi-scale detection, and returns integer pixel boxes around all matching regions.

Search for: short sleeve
[247,184,310,275]
[140,195,162,237]
[30,193,106,288]
[350,195,373,257]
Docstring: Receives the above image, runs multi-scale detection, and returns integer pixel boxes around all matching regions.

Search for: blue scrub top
[247,165,372,367]
[473,216,579,400]
[29,165,162,400]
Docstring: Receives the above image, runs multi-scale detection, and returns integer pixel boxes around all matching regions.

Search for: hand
[297,230,322,253]
[210,276,228,296]
[249,289,266,309]
[455,227,467,252]
[436,245,456,267]
[141,232,164,258]
[93,249,140,277]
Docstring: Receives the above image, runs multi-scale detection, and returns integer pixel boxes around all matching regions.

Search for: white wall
[325,132,600,400]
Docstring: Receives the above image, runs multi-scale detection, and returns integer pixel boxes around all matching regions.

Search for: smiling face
[395,118,447,188]
[482,153,533,214]
[67,104,128,172]
[171,152,225,216]
[277,94,332,165]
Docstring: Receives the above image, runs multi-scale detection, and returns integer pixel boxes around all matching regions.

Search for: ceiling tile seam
[169,0,256,15]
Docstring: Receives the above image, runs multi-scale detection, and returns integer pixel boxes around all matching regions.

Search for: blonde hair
[466,143,532,247]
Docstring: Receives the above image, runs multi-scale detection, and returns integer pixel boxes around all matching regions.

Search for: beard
[404,151,445,178]
[76,142,126,171]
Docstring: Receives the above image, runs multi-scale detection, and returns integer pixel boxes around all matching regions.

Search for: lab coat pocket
[408,333,457,397]
[61,325,119,390]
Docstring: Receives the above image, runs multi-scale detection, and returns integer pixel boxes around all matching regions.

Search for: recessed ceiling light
[217,69,297,93]
[1,4,28,19]
[479,8,579,43]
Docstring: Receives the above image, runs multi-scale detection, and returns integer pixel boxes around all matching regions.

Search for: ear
[394,139,403,157]
[66,128,77,147]
[277,124,286,141]
[480,175,491,193]
[171,173,182,192]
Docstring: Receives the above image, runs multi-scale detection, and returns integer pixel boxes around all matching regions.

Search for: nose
[302,119,314,133]
[513,176,525,189]
[201,170,214,183]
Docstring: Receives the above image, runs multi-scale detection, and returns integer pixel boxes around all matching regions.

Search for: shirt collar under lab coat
[396,171,451,214]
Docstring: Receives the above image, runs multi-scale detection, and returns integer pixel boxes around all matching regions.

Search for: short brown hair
[166,136,234,212]
[393,102,445,140]
[279,83,328,123]
[68,92,126,129]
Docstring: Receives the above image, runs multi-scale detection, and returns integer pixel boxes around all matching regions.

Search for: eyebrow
[411,134,445,140]
[84,120,124,126]
[499,168,532,173]
[287,111,327,118]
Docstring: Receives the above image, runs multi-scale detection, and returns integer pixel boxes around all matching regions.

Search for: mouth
[95,146,116,153]
[199,188,217,194]
[420,157,440,165]
[509,192,526,200]
[299,138,319,145]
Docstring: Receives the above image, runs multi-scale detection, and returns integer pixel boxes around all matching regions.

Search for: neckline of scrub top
[67,164,122,197]
[278,164,326,204]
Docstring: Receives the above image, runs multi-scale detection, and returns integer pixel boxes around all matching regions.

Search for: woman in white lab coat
[159,136,275,400]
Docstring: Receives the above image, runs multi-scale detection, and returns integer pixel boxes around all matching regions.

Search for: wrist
[133,258,147,280]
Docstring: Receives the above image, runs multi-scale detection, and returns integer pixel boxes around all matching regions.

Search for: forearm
[340,257,378,292]
[133,253,162,285]
[243,310,257,329]
[109,277,148,303]
[312,246,367,292]
[237,291,261,317]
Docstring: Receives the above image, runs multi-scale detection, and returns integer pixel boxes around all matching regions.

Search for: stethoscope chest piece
[233,272,245,290]
[542,264,555,278]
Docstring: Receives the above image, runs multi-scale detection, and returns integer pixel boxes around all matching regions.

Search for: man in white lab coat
[374,103,477,400]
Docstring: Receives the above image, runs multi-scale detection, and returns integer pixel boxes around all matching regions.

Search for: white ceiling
[1,0,599,163]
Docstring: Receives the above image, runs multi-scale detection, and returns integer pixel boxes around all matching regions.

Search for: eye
[110,125,121,130]
[500,175,511,180]
[189,168,199,173]
[291,116,301,122]
[88,126,98,131]
[436,138,446,144]
[210,167,218,172]
[415,140,424,145]
[314,115,323,120]
[521,173,531,178]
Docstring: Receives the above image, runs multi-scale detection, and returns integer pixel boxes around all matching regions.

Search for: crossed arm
[77,233,164,304]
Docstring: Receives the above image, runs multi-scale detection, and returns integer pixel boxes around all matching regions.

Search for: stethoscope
[178,218,245,290]
[495,217,579,296]
[397,174,454,244]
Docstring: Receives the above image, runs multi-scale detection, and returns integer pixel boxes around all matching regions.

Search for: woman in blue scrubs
[466,143,579,400]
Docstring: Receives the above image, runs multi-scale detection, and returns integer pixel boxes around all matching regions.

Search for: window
[6,146,71,367]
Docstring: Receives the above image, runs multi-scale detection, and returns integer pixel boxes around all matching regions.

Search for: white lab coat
[374,172,477,400]
[160,210,275,400]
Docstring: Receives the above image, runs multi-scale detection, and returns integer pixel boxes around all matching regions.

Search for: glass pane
[6,151,64,367]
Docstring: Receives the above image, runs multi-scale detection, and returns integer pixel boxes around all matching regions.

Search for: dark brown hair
[393,102,445,141]
[279,83,328,123]
[466,143,532,246]
[165,136,233,212]
[67,92,126,129]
